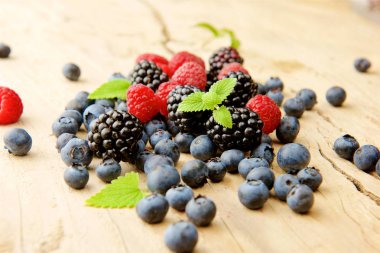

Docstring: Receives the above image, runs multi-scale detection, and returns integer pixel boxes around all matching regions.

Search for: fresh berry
[52,117,79,137]
[136,53,169,65]
[190,135,216,161]
[185,195,217,226]
[137,139,146,153]
[353,145,380,171]
[238,179,269,210]
[283,97,305,118]
[326,86,346,107]
[220,149,245,173]
[181,160,208,188]
[3,128,32,156]
[274,174,299,201]
[147,164,180,194]
[217,62,249,80]
[264,77,283,91]
[171,62,207,90]
[246,95,281,134]
[277,143,311,174]
[250,143,275,165]
[63,165,89,189]
[129,60,169,91]
[257,83,268,95]
[156,63,172,78]
[141,131,148,144]
[169,51,205,74]
[61,138,93,166]
[206,107,263,151]
[144,154,174,174]
[165,184,194,211]
[261,134,273,146]
[145,118,167,136]
[0,43,11,58]
[63,63,81,81]
[206,157,227,183]
[376,160,380,177]
[333,134,359,160]
[127,84,160,123]
[166,119,180,136]
[149,129,172,149]
[116,101,128,112]
[296,88,317,110]
[88,110,143,163]
[66,91,93,113]
[267,89,284,106]
[83,104,106,131]
[136,150,154,172]
[60,110,83,128]
[276,116,300,144]
[95,99,115,111]
[0,87,23,124]
[56,133,77,152]
[174,133,195,153]
[287,184,314,214]
[96,159,122,183]
[109,72,126,81]
[136,193,169,224]
[238,158,269,179]
[297,167,323,191]
[154,139,180,164]
[354,58,371,73]
[164,221,198,253]
[156,81,179,117]
[246,166,275,190]
[222,71,257,107]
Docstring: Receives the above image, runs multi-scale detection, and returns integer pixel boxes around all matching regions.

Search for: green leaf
[209,78,237,102]
[220,28,241,49]
[88,79,131,100]
[202,91,222,110]
[213,105,233,128]
[178,92,207,112]
[195,22,220,37]
[85,172,146,208]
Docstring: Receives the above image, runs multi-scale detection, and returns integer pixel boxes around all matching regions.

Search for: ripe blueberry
[190,135,216,161]
[326,86,346,107]
[220,149,245,173]
[353,145,380,171]
[52,116,79,137]
[238,157,269,179]
[64,166,89,189]
[164,221,198,253]
[276,116,300,144]
[283,97,305,118]
[181,160,208,188]
[4,128,32,156]
[333,134,359,161]
[96,159,122,183]
[274,174,299,201]
[165,184,194,211]
[238,179,269,210]
[136,193,169,224]
[277,143,311,174]
[154,139,180,164]
[61,138,93,166]
[297,167,323,191]
[185,195,217,226]
[206,157,227,183]
[287,184,314,214]
[246,166,275,190]
[174,133,195,153]
[147,164,180,194]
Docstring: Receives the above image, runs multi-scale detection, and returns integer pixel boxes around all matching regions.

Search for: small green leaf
[202,91,222,110]
[220,28,241,49]
[88,79,131,100]
[85,172,146,208]
[213,105,233,128]
[178,92,207,112]
[195,22,220,37]
[209,78,237,102]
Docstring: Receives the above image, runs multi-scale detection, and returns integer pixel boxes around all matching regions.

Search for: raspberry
[169,51,205,74]
[136,53,169,65]
[127,84,160,123]
[0,87,23,124]
[246,95,281,134]
[217,63,249,80]
[156,81,180,117]
[171,62,207,90]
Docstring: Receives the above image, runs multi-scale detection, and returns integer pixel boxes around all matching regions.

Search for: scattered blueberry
[109,72,126,80]
[52,117,79,137]
[333,134,359,160]
[238,179,269,210]
[326,86,346,107]
[276,116,300,144]
[250,143,275,164]
[3,128,32,156]
[63,63,81,81]
[154,139,180,164]
[274,174,299,201]
[181,160,208,188]
[354,58,371,73]
[287,184,314,214]
[296,88,317,110]
[83,104,106,131]
[267,89,284,106]
[190,135,216,161]
[297,167,322,191]
[96,159,122,183]
[63,166,89,189]
[149,130,172,149]
[257,83,268,95]
[238,157,269,179]
[283,97,305,118]
[136,150,154,172]
[166,119,180,136]
[265,77,284,91]
[174,133,195,153]
[56,133,77,152]
[0,43,11,58]
[261,134,273,146]
[165,184,194,211]
[277,143,311,174]
[61,138,93,166]
[246,166,275,190]
[206,157,227,183]
[164,221,198,253]
[136,193,169,224]
[147,164,180,194]
[60,110,83,128]
[144,154,174,174]
[95,99,114,111]
[220,149,245,173]
[116,101,128,112]
[353,145,380,171]
[185,195,217,226]
[145,119,167,136]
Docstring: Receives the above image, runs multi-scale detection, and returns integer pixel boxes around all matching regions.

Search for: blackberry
[222,71,257,107]
[129,60,168,91]
[206,70,218,91]
[206,107,263,151]
[167,85,210,135]
[88,110,143,163]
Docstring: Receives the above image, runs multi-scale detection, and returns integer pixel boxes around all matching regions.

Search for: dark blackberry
[206,107,263,151]
[222,71,257,107]
[206,70,218,91]
[129,60,169,91]
[88,110,143,163]
[167,85,210,135]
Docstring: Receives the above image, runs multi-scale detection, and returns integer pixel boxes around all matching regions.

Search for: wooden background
[1,0,380,252]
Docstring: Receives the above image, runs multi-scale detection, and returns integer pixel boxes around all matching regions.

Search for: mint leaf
[213,105,233,128]
[220,28,241,49]
[202,91,222,110]
[178,92,207,112]
[195,22,220,37]
[85,172,146,208]
[209,78,236,102]
[88,79,131,100]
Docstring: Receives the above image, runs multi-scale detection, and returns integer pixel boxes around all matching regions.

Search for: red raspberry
[135,53,168,65]
[156,81,180,117]
[0,87,23,125]
[127,84,160,123]
[171,62,207,90]
[156,63,173,78]
[218,63,249,80]
[246,95,281,134]
[169,51,205,73]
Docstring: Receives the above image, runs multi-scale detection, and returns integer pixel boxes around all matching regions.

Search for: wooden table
[1,0,380,252]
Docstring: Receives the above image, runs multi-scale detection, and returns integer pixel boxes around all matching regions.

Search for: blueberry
[63,166,89,189]
[61,138,93,166]
[376,160,380,177]
[116,101,128,112]
[181,160,208,188]
[353,145,380,171]
[333,134,359,160]
[238,158,269,179]
[164,221,198,253]
[147,164,180,194]
[63,63,81,81]
[190,135,216,161]
[276,116,300,144]
[165,184,194,211]
[287,184,314,214]
[297,167,323,191]
[154,139,180,164]
[326,86,346,107]
[246,166,275,190]
[136,151,154,172]
[296,88,317,110]
[274,174,299,201]
[83,104,106,131]
[220,149,245,173]
[137,139,146,153]
[185,195,217,226]
[283,97,305,118]
[261,134,273,146]
[56,133,77,152]
[277,143,311,174]
[144,154,174,174]
[250,143,275,164]
[95,99,115,111]
[52,117,79,137]
[0,43,11,58]
[149,130,172,149]
[3,128,32,156]
[145,119,167,136]
[265,77,284,91]
[109,72,126,80]
[174,133,195,153]
[354,58,371,73]
[206,157,227,183]
[166,119,180,136]
[257,83,268,95]
[238,179,269,210]
[141,131,148,144]
[267,89,284,106]
[66,91,93,113]
[60,110,83,128]
[96,159,122,183]
[136,193,169,224]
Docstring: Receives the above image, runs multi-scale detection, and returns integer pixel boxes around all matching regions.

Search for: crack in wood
[315,109,343,132]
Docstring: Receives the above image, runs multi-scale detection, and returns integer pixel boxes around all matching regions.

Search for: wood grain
[1,0,380,252]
